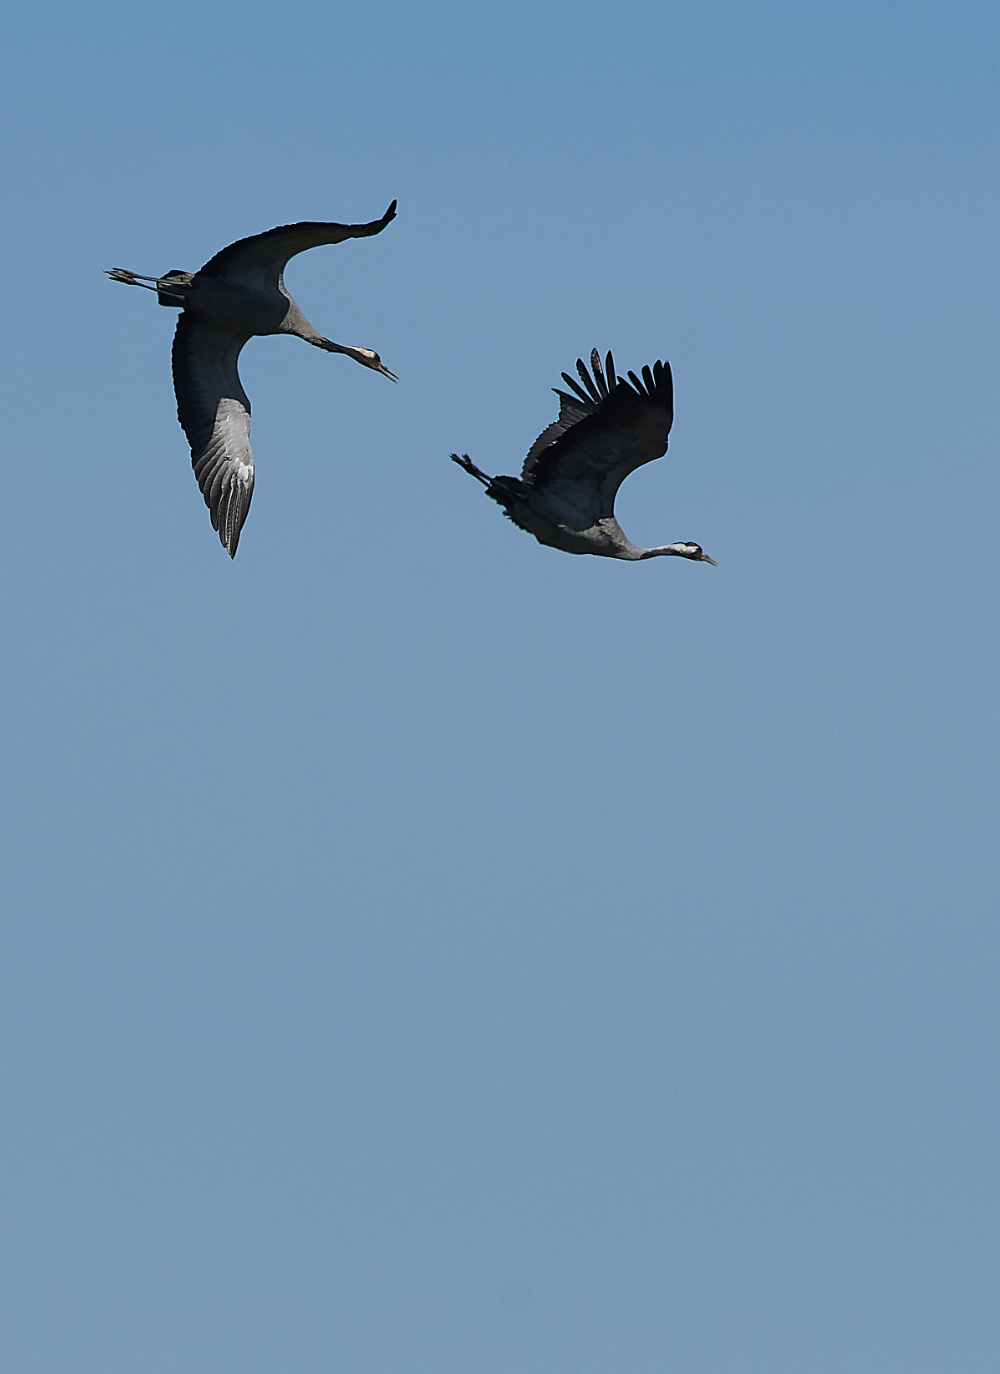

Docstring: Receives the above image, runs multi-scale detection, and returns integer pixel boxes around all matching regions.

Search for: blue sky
[0,2,998,1370]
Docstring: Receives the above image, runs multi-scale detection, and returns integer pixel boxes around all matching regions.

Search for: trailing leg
[106,268,159,289]
[451,453,492,485]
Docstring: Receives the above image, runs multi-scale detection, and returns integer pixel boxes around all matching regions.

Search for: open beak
[375,360,398,382]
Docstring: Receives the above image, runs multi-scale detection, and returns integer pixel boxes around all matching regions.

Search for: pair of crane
[109,200,716,567]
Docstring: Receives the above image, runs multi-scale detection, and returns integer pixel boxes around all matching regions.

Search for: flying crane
[453,349,715,565]
[109,201,397,556]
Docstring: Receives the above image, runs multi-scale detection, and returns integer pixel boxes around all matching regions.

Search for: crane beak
[375,361,398,382]
[700,552,718,565]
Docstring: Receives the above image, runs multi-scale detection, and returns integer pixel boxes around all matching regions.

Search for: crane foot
[451,453,491,485]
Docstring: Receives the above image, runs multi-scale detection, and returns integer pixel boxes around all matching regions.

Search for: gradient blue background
[1,2,998,1369]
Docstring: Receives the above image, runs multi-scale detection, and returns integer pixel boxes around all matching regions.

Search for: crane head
[342,345,398,382]
[643,541,717,563]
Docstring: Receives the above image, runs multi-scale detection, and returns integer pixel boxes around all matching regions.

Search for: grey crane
[452,348,716,565]
[108,201,397,557]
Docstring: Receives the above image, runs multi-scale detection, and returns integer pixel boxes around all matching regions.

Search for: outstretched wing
[523,351,673,530]
[172,314,255,558]
[196,201,397,290]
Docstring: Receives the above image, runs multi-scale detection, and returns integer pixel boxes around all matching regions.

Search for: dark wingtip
[590,348,609,398]
[576,357,602,404]
[360,200,397,238]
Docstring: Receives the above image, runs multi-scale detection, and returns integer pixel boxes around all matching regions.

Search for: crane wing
[195,201,397,290]
[523,391,593,470]
[172,314,255,558]
[523,354,673,530]
[522,348,617,475]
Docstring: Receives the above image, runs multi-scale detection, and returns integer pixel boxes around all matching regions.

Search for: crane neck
[279,308,359,360]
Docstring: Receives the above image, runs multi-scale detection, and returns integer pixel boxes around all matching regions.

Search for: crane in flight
[108,200,398,557]
[452,349,715,566]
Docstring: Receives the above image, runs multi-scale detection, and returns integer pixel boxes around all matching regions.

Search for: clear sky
[0,2,998,1370]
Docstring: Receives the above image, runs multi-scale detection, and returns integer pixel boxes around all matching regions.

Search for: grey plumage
[452,349,716,565]
[109,201,397,557]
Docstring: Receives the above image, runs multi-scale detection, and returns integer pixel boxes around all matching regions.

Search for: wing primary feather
[561,372,595,406]
[552,388,593,412]
[576,357,602,403]
[642,364,655,394]
[627,370,645,394]
[605,351,617,387]
[590,349,609,398]
[219,478,250,557]
[208,464,226,509]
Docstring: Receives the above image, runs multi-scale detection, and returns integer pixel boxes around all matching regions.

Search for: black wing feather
[576,357,603,403]
[560,371,595,407]
[524,390,592,470]
[591,349,609,398]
